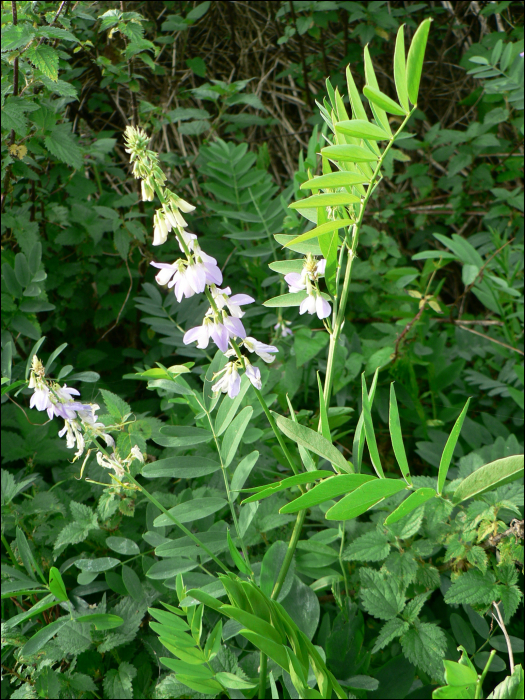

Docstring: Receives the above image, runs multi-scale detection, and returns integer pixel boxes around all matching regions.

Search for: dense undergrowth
[1,2,524,699]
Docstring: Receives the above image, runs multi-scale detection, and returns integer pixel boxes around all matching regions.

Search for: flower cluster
[282,253,331,320]
[28,357,113,458]
[124,126,280,399]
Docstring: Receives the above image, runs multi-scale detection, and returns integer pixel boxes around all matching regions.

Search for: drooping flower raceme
[124,125,278,399]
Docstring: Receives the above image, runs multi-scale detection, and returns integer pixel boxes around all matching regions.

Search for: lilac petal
[316,258,327,275]
[229,294,254,306]
[211,323,229,352]
[203,262,223,286]
[284,272,305,289]
[299,295,316,315]
[224,316,246,339]
[316,296,331,319]
[184,326,203,345]
[186,264,206,293]
[228,372,241,398]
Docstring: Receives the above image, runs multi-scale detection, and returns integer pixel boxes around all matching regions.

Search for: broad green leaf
[280,474,376,514]
[361,373,384,478]
[300,171,370,190]
[272,412,352,473]
[227,530,251,576]
[263,291,307,308]
[394,25,410,112]
[325,479,407,520]
[406,18,432,105]
[21,617,70,657]
[48,567,68,602]
[450,615,476,655]
[453,455,524,504]
[142,456,220,479]
[444,570,497,607]
[76,613,124,630]
[335,119,390,141]
[353,368,379,472]
[321,144,378,162]
[260,541,296,601]
[122,565,143,602]
[105,536,140,556]
[444,659,478,686]
[363,86,407,116]
[154,425,213,447]
[384,488,436,526]
[274,234,322,256]
[289,192,360,209]
[74,557,120,573]
[153,497,227,526]
[222,406,253,467]
[389,383,412,484]
[241,471,328,505]
[317,373,331,442]
[438,398,471,494]
[268,259,305,275]
[283,218,352,248]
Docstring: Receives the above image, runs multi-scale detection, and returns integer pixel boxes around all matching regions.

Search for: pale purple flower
[212,286,254,318]
[244,360,262,390]
[284,257,326,293]
[183,318,213,349]
[316,258,327,275]
[185,262,207,294]
[284,272,306,293]
[212,362,241,399]
[169,265,196,301]
[274,320,293,337]
[177,230,198,253]
[223,315,246,342]
[196,250,223,287]
[210,320,230,352]
[243,336,278,363]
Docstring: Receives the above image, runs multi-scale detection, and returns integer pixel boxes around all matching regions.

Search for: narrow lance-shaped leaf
[325,478,407,521]
[389,383,412,484]
[363,86,407,116]
[394,25,410,112]
[363,45,392,136]
[317,372,331,442]
[361,372,385,478]
[321,144,378,163]
[48,567,68,602]
[227,529,252,577]
[335,120,390,141]
[452,455,524,504]
[406,18,432,105]
[289,193,361,209]
[384,488,436,526]
[279,474,376,514]
[240,471,328,505]
[353,368,379,472]
[300,171,369,190]
[437,398,470,494]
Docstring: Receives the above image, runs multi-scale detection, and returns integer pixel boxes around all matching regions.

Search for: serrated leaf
[401,620,446,679]
[343,530,390,562]
[103,661,136,700]
[27,45,59,82]
[359,568,406,620]
[44,124,82,170]
[99,388,131,421]
[444,570,497,606]
[371,618,409,653]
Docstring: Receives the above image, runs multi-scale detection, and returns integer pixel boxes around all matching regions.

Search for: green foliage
[1,2,523,699]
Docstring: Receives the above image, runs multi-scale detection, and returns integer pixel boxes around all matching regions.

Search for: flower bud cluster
[124,126,279,399]
[28,356,114,458]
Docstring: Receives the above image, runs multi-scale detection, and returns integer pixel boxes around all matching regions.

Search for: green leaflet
[384,488,436,526]
[363,86,407,116]
[289,192,360,208]
[280,474,376,514]
[153,497,227,526]
[452,455,524,504]
[141,456,221,479]
[335,119,390,141]
[361,373,385,478]
[389,383,412,484]
[272,412,352,473]
[263,290,307,308]
[283,219,353,248]
[394,25,410,112]
[437,398,470,494]
[226,530,251,576]
[268,259,304,275]
[240,470,328,504]
[274,234,322,255]
[299,171,369,190]
[406,18,432,105]
[325,478,407,520]
[48,566,68,601]
[222,405,253,467]
[153,425,213,447]
[321,144,378,162]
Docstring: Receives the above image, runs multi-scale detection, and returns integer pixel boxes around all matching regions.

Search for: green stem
[271,509,306,600]
[2,533,21,569]
[258,651,268,699]
[338,523,349,596]
[475,649,496,699]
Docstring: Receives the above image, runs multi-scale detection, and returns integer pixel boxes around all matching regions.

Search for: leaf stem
[475,648,497,699]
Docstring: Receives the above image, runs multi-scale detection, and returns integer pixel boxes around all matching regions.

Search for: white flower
[177,230,198,253]
[183,316,233,353]
[153,210,171,246]
[243,336,278,363]
[284,257,326,293]
[173,195,196,213]
[141,179,154,201]
[164,206,187,229]
[58,419,85,458]
[150,260,178,286]
[130,445,145,463]
[244,359,262,390]
[169,263,197,301]
[299,293,331,319]
[29,385,51,412]
[212,362,241,398]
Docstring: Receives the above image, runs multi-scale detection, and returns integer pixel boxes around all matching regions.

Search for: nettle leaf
[103,661,137,700]
[372,618,409,653]
[26,45,59,82]
[401,621,446,680]
[444,570,498,607]
[343,529,391,562]
[359,568,406,620]
[44,123,83,170]
[54,501,98,555]
[100,388,132,421]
